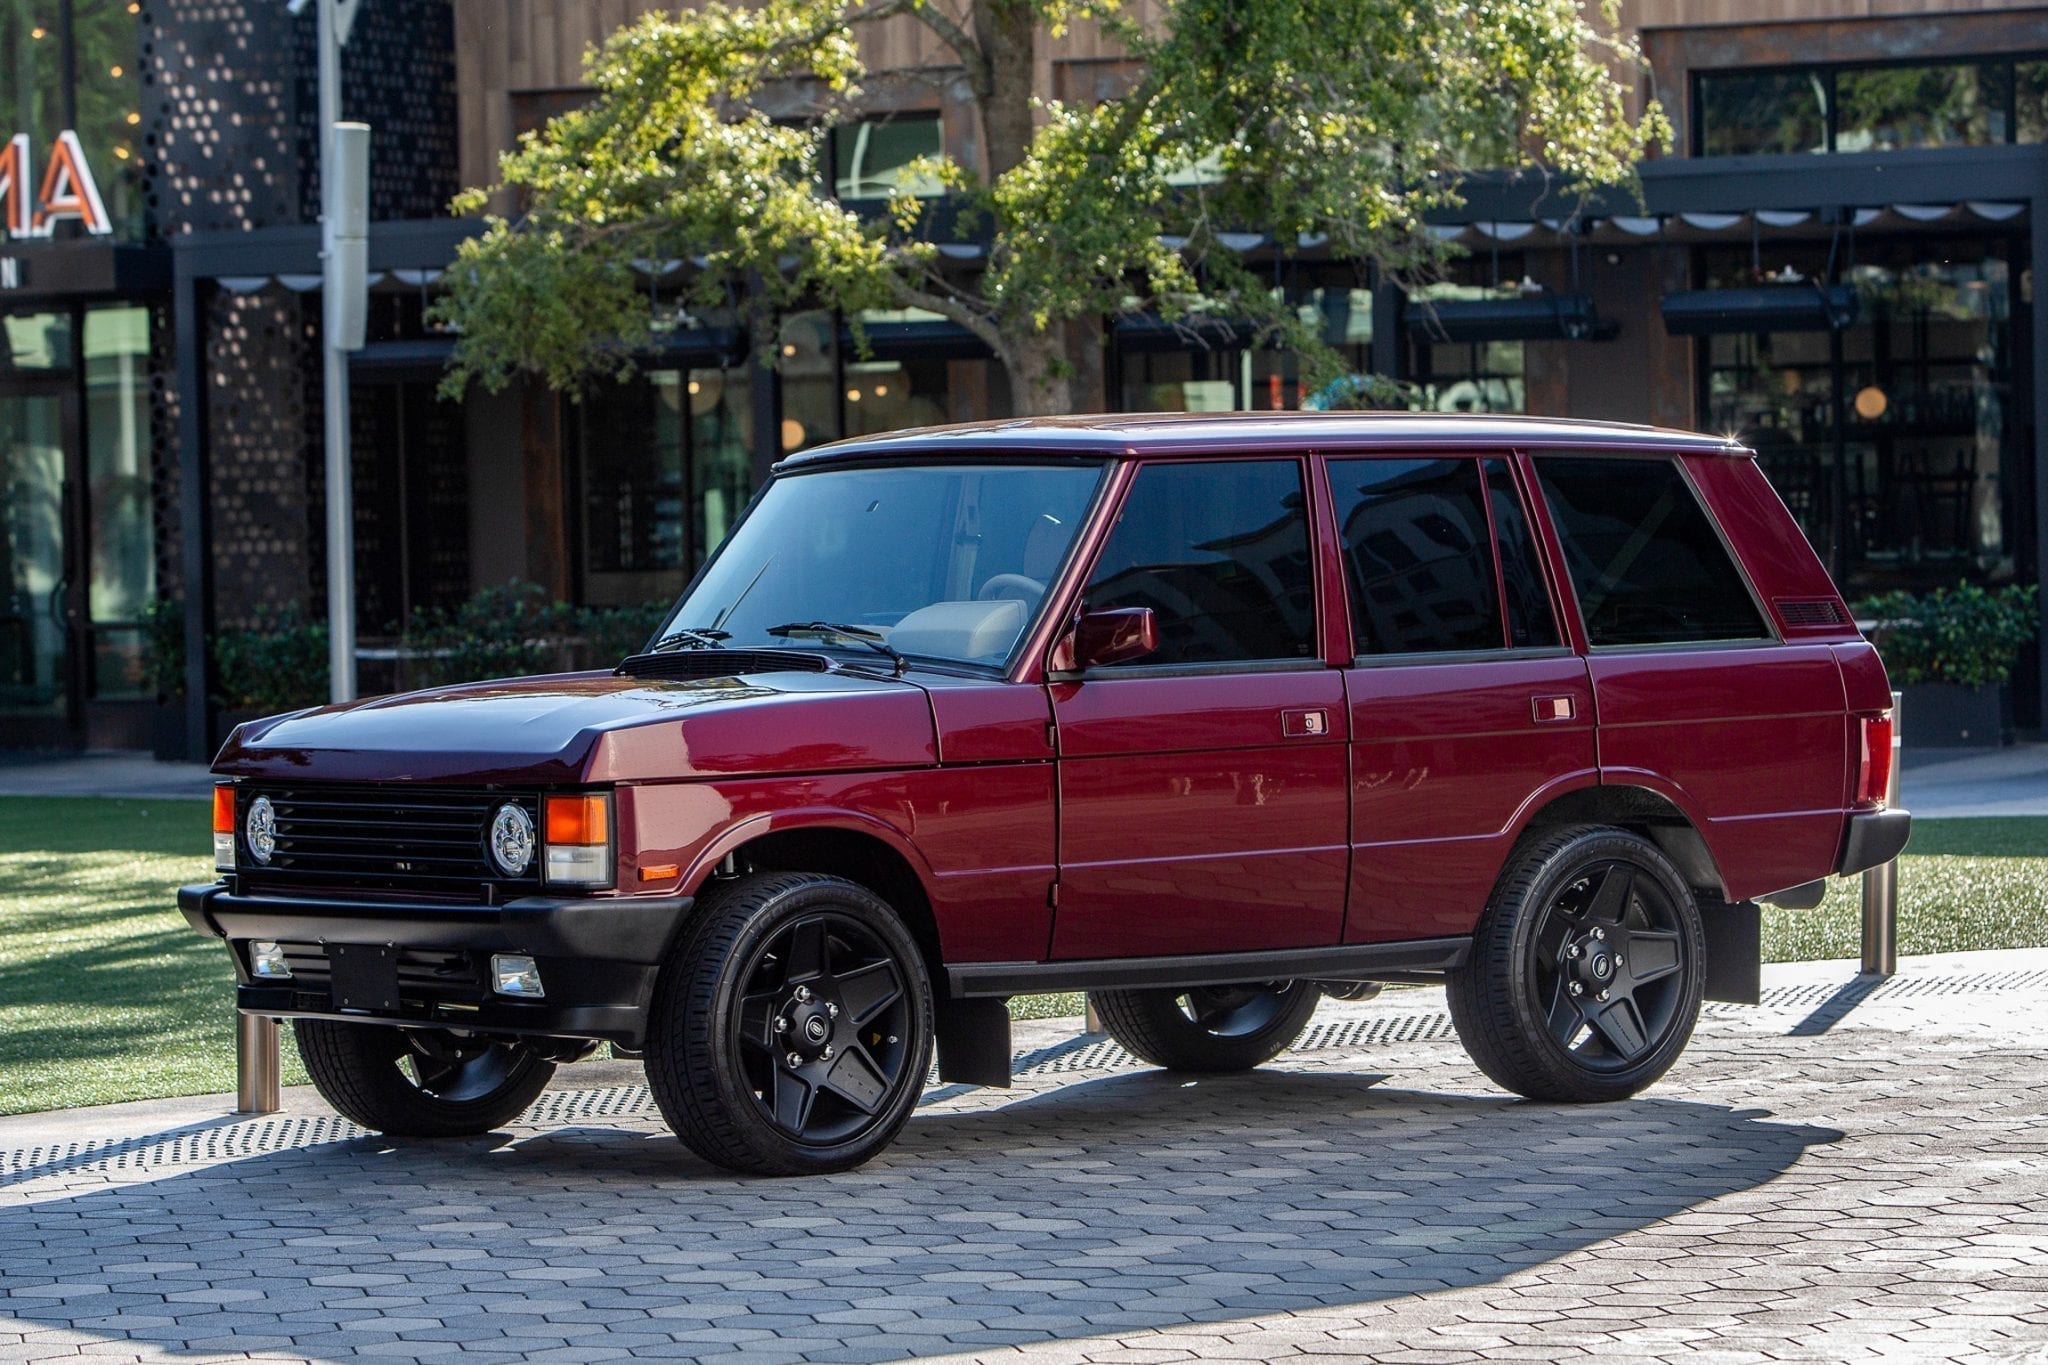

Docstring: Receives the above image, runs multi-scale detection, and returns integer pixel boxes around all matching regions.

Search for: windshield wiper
[648,626,731,653]
[765,621,908,676]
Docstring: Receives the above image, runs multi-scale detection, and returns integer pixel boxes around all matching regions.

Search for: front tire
[645,872,934,1176]
[294,1019,556,1136]
[1448,824,1705,1103]
[1089,981,1319,1072]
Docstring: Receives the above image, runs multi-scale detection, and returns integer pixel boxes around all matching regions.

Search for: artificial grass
[0,797,309,1117]
[0,799,2042,1116]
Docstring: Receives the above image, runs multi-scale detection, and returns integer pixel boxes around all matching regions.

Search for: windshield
[659,462,1105,669]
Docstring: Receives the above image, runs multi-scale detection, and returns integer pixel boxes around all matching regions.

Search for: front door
[1049,457,1350,959]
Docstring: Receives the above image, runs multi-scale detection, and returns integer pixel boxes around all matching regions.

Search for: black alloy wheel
[1448,824,1706,1103]
[294,1019,556,1136]
[1530,860,1690,1071]
[733,910,916,1145]
[646,872,933,1176]
[1089,979,1320,1072]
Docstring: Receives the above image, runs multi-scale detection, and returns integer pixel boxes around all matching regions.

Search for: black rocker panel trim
[947,938,1471,999]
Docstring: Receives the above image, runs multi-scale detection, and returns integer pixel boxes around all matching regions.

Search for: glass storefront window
[577,360,755,606]
[2018,61,2048,142]
[689,366,751,559]
[830,115,942,200]
[1,311,70,370]
[1836,62,2004,152]
[82,304,150,696]
[1698,56,2048,156]
[1698,70,1828,157]
[0,389,65,716]
[1700,240,2015,594]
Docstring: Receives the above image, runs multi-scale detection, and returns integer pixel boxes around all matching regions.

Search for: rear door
[1531,452,1846,900]
[1333,454,1597,943]
[1048,457,1350,959]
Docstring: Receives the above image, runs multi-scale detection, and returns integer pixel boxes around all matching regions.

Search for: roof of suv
[780,411,1748,469]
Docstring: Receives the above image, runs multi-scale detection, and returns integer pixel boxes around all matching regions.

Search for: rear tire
[1089,981,1319,1072]
[1448,824,1705,1103]
[294,1019,555,1136]
[645,872,934,1177]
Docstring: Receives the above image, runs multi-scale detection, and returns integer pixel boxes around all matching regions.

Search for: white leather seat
[888,599,1028,662]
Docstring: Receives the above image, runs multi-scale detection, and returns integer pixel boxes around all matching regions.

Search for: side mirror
[1071,607,1159,670]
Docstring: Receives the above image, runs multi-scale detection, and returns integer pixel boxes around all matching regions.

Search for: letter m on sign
[0,136,29,238]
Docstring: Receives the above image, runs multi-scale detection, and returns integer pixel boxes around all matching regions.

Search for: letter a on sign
[0,135,29,237]
[33,131,110,237]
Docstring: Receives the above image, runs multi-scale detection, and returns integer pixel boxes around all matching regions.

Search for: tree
[435,0,1664,415]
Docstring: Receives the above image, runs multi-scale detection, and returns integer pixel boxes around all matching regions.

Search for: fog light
[491,954,544,998]
[250,941,291,979]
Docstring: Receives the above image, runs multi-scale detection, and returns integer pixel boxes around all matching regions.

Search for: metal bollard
[236,1013,281,1114]
[1859,690,1903,978]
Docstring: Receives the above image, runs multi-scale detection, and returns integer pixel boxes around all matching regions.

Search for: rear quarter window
[1534,455,1771,647]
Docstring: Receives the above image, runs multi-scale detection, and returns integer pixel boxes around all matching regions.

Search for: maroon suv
[183,413,1908,1175]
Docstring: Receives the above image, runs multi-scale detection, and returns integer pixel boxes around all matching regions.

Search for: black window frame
[1531,452,1777,652]
[1074,455,1324,675]
[1691,52,2048,157]
[1326,453,1563,662]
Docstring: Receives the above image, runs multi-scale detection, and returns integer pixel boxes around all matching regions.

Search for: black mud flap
[934,996,1012,1088]
[1701,900,1761,1005]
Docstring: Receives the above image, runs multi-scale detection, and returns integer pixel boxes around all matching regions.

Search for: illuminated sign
[0,132,112,238]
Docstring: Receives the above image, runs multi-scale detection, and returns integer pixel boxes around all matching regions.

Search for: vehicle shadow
[0,1068,1839,1361]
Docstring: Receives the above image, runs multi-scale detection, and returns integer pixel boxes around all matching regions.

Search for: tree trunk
[972,0,1036,181]
[1003,330,1074,416]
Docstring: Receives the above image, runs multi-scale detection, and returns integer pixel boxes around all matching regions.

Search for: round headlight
[489,803,535,877]
[246,795,277,865]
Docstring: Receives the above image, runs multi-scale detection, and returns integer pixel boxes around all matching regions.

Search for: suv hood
[212,669,938,786]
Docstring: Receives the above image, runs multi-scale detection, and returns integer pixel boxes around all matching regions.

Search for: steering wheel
[976,573,1046,604]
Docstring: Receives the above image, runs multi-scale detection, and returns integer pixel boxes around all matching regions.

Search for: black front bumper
[179,884,694,1048]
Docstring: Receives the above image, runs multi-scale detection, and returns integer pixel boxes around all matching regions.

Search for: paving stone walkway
[2,950,2045,1363]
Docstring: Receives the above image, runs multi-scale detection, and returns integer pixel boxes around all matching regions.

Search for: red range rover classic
[182,413,1909,1175]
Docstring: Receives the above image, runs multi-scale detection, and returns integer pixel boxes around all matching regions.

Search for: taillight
[1856,712,1895,807]
[212,784,237,871]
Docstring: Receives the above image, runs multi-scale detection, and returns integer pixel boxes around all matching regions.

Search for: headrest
[889,599,1028,663]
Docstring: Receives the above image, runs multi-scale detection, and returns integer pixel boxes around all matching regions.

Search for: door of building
[0,379,84,747]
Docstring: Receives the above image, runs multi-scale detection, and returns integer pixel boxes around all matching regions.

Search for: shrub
[1856,583,2040,688]
[210,602,331,713]
[399,581,572,689]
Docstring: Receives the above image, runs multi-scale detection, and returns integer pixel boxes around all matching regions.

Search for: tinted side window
[1332,457,1503,654]
[1083,460,1316,665]
[1487,459,1560,649]
[1535,456,1769,647]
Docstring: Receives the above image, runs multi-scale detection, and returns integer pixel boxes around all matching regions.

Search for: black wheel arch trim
[947,938,1470,999]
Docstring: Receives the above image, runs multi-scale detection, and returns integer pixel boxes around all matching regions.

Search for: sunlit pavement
[2,949,2046,1364]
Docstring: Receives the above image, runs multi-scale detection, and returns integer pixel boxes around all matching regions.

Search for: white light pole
[295,0,369,704]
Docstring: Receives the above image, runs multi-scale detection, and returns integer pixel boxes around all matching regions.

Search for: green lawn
[1,798,2043,1116]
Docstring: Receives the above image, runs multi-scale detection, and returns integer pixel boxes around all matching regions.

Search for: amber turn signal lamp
[545,794,609,845]
[639,863,681,882]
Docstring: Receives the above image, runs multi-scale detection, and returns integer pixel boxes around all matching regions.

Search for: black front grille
[269,943,481,994]
[238,786,540,898]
